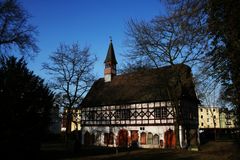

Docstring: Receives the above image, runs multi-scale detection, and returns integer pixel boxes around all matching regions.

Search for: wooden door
[118,129,128,147]
[140,132,146,145]
[164,129,176,148]
[131,130,139,147]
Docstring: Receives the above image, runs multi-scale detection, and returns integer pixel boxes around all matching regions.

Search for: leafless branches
[42,42,96,109]
[0,0,39,58]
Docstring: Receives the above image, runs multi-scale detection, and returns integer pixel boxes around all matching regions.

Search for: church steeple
[104,39,117,82]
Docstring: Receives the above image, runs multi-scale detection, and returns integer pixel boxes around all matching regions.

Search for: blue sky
[18,0,165,81]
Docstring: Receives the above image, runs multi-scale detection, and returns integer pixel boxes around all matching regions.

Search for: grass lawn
[39,140,240,160]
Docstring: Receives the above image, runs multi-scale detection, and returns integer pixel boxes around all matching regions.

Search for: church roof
[104,40,117,64]
[81,64,198,108]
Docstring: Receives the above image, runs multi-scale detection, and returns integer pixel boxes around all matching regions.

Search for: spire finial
[109,36,112,42]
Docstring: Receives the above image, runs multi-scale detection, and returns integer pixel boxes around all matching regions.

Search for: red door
[140,132,146,145]
[164,129,176,148]
[118,129,128,147]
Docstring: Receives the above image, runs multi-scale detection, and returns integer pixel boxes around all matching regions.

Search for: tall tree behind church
[124,0,208,148]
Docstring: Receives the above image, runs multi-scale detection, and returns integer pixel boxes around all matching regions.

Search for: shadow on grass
[39,143,143,160]
[39,140,240,160]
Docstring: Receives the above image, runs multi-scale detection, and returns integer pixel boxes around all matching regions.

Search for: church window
[115,109,130,120]
[154,107,167,119]
[88,111,96,120]
[147,132,153,144]
[153,134,159,145]
[105,63,110,68]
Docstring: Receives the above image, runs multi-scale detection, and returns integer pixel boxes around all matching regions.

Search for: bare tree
[42,42,96,140]
[124,1,209,149]
[125,2,208,67]
[0,0,39,58]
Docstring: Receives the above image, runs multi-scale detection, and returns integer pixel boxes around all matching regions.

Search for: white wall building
[80,40,199,149]
[198,106,220,128]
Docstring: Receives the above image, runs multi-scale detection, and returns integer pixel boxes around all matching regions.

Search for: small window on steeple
[105,63,110,68]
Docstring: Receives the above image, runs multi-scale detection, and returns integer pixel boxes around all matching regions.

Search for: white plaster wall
[82,125,176,148]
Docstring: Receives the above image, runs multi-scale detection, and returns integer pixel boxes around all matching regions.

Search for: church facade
[80,40,199,149]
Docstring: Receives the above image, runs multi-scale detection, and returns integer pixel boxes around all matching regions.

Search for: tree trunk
[174,123,180,149]
[65,108,72,144]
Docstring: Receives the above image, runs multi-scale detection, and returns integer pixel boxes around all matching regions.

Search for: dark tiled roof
[104,41,117,64]
[81,64,198,107]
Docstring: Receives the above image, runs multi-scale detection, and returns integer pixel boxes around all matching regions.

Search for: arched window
[153,134,159,145]
[140,132,146,145]
[147,132,153,145]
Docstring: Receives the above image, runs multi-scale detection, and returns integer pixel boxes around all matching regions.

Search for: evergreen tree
[0,56,54,156]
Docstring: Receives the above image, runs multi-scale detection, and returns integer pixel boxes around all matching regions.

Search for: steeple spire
[104,38,117,65]
[104,39,117,82]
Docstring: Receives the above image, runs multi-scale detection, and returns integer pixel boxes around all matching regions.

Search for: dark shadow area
[39,144,143,160]
[38,132,143,160]
[199,128,240,145]
[37,140,240,160]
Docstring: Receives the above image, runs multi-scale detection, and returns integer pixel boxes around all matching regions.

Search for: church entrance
[118,129,128,147]
[164,129,176,148]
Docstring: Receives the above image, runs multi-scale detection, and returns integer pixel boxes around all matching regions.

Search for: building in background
[198,106,238,142]
[219,108,237,128]
[198,106,220,129]
[61,108,81,132]
[198,106,237,129]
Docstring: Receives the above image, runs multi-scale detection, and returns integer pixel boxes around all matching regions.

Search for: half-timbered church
[80,40,199,149]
